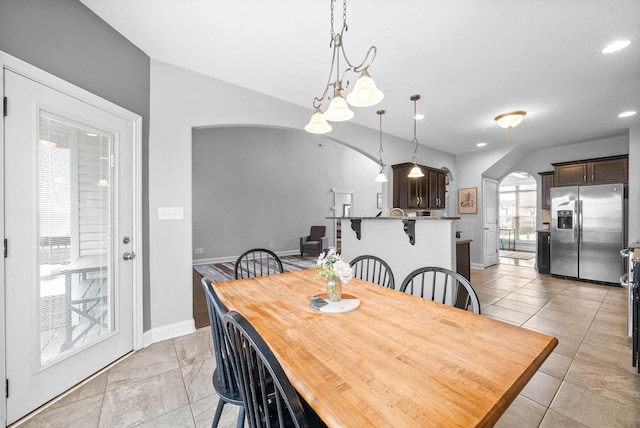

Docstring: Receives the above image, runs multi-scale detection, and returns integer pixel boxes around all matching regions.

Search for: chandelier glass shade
[374,109,388,183]
[408,95,424,178]
[304,108,333,134]
[324,91,354,122]
[304,0,383,134]
[494,110,527,129]
[347,71,384,107]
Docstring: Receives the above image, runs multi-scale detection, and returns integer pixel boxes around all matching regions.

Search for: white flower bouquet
[313,247,353,283]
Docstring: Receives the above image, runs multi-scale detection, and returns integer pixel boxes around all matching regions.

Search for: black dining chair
[201,278,245,428]
[223,310,326,428]
[399,266,481,314]
[349,255,395,289]
[234,248,284,280]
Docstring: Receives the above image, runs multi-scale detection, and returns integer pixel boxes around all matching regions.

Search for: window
[499,173,536,242]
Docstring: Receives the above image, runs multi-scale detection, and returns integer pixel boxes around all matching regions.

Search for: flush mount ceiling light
[476,142,487,147]
[494,110,527,129]
[601,40,631,54]
[374,110,388,183]
[304,0,383,134]
[408,95,425,178]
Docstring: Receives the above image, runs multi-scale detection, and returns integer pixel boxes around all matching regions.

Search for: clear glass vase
[326,276,342,302]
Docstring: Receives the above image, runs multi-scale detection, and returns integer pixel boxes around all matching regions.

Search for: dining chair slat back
[234,248,284,280]
[201,278,245,428]
[399,267,481,314]
[349,255,395,289]
[223,311,326,428]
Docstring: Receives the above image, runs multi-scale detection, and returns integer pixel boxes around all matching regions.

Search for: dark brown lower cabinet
[537,231,551,274]
[456,240,471,281]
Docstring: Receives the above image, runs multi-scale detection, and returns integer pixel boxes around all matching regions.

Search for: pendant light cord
[378,110,384,169]
[411,96,420,164]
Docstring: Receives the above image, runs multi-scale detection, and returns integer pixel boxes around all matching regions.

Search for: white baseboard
[470,263,484,270]
[142,319,195,347]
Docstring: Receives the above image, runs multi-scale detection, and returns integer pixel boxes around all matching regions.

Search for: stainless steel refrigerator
[550,183,626,284]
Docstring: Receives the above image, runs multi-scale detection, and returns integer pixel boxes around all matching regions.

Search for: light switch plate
[158,206,184,220]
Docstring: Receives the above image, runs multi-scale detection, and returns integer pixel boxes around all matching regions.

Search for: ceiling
[79,0,640,155]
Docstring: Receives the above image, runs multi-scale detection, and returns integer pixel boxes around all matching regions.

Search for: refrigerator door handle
[578,200,583,246]
[573,200,579,246]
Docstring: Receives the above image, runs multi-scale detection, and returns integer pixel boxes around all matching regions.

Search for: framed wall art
[458,187,477,214]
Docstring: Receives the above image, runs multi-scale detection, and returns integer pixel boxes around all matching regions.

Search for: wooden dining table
[212,269,557,427]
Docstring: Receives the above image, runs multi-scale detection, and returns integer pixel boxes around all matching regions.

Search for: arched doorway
[498,172,537,265]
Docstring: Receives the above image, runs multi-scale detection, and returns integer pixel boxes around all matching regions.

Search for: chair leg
[236,406,245,428]
[212,400,225,428]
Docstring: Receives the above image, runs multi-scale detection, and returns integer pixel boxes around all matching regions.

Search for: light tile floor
[12,258,640,427]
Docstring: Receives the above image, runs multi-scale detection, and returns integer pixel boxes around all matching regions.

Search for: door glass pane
[38,112,113,366]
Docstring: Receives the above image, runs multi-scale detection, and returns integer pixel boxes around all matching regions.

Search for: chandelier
[374,110,388,183]
[304,0,384,134]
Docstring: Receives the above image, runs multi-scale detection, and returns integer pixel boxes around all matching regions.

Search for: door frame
[0,51,144,423]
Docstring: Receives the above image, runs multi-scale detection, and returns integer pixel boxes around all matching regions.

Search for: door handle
[578,200,583,246]
[123,251,136,261]
[620,274,629,288]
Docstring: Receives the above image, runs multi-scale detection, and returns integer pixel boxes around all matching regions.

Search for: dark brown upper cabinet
[392,163,447,209]
[553,155,628,187]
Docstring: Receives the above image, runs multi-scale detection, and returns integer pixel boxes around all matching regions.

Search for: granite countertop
[629,240,640,249]
[456,238,473,244]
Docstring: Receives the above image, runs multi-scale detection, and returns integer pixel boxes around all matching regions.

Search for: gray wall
[0,0,152,330]
[192,126,381,260]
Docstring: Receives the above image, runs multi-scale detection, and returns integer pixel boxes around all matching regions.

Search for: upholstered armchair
[300,226,328,256]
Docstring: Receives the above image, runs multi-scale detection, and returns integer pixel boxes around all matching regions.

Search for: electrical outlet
[195,248,204,254]
[269,242,274,248]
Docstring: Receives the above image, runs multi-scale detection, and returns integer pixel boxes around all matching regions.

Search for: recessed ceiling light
[601,40,631,54]
[476,142,487,147]
[414,113,425,120]
[618,110,637,118]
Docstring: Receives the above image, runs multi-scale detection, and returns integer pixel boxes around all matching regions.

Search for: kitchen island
[328,216,461,288]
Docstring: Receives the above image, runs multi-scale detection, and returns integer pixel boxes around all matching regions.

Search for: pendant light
[374,109,388,183]
[408,95,424,178]
[304,0,383,134]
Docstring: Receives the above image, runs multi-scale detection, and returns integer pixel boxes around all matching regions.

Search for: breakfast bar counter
[329,216,460,286]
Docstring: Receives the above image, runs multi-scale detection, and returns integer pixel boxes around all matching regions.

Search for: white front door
[4,69,137,423]
[483,178,498,267]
